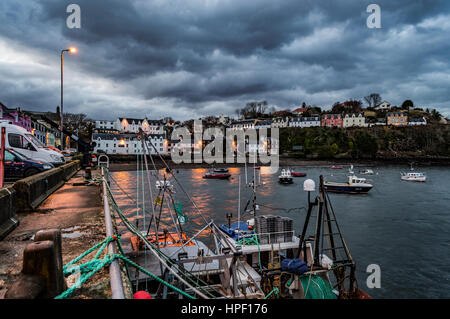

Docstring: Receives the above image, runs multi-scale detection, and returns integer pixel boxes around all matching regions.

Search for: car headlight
[50,154,63,162]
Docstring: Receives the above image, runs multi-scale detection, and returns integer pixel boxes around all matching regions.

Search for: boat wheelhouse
[401,172,426,182]
[278,169,293,184]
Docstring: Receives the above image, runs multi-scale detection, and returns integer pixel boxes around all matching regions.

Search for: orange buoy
[134,291,152,299]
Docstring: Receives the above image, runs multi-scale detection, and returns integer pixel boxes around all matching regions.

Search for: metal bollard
[84,167,92,181]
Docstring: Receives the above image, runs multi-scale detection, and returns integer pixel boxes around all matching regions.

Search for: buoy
[134,291,152,299]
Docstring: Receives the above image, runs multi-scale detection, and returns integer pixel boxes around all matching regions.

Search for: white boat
[360,169,374,175]
[278,169,293,184]
[155,180,174,190]
[401,172,426,182]
[324,175,373,194]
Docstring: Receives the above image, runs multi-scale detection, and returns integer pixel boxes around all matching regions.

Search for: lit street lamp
[60,47,77,150]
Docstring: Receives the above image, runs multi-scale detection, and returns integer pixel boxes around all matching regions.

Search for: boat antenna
[237,175,241,226]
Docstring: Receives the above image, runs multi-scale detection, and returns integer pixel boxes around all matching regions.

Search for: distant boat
[401,164,426,182]
[324,175,373,194]
[213,168,229,173]
[331,165,343,169]
[278,169,293,184]
[360,169,374,175]
[203,170,231,179]
[291,171,307,177]
[401,172,426,182]
[155,180,174,190]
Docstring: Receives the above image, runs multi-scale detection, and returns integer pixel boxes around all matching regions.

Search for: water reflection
[111,165,450,298]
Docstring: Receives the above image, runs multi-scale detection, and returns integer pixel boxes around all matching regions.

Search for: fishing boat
[401,164,426,182]
[203,170,231,179]
[324,175,373,194]
[360,169,374,175]
[116,128,370,300]
[401,172,426,182]
[278,169,293,184]
[217,176,371,299]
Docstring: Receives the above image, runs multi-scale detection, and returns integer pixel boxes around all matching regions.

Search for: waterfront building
[95,117,164,134]
[387,112,408,126]
[343,113,367,128]
[92,132,168,155]
[230,119,256,130]
[408,117,427,126]
[374,101,392,111]
[321,114,343,128]
[0,103,32,132]
[271,117,289,128]
[289,116,320,128]
[254,119,272,130]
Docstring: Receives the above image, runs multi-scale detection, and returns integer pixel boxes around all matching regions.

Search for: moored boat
[401,172,426,182]
[324,175,373,194]
[203,170,231,179]
[291,171,307,177]
[360,169,374,175]
[213,167,229,173]
[331,165,343,169]
[278,169,293,184]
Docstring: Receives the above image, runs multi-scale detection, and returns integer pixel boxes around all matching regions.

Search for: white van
[0,121,66,167]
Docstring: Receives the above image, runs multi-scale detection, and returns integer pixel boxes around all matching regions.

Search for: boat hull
[324,184,372,194]
[291,172,307,177]
[203,173,231,179]
[279,177,293,184]
[401,177,426,182]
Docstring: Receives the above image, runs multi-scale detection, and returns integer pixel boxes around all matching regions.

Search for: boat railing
[238,230,295,245]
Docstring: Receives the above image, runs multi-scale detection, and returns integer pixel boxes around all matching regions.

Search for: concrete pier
[0,167,132,299]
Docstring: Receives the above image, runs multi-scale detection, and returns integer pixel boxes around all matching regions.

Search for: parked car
[0,121,66,167]
[2,149,54,181]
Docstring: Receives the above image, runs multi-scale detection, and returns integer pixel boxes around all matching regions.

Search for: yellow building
[387,112,408,126]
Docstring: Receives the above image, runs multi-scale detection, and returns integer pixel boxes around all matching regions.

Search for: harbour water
[110,165,450,299]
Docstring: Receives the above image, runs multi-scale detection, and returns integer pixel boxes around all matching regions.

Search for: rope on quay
[55,235,196,300]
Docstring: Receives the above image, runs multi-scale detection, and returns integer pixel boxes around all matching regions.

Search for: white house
[254,120,272,130]
[92,132,168,155]
[271,117,289,128]
[343,113,367,128]
[289,116,320,128]
[374,101,391,111]
[408,117,427,126]
[95,117,164,134]
[230,120,255,130]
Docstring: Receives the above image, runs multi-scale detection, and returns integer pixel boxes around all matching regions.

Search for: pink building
[0,102,32,132]
[321,114,343,127]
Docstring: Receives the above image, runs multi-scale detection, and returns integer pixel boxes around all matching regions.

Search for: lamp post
[60,47,76,150]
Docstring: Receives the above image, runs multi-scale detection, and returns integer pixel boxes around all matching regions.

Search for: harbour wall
[0,160,81,240]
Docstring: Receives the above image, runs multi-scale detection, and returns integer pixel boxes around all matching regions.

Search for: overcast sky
[1,0,449,121]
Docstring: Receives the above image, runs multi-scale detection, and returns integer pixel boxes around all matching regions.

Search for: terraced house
[321,114,343,128]
[289,116,321,128]
[387,112,408,126]
[343,113,367,128]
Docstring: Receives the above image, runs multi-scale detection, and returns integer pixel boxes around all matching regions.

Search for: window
[4,151,15,162]
[8,133,34,150]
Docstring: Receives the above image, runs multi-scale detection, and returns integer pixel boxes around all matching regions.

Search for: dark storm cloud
[1,0,450,120]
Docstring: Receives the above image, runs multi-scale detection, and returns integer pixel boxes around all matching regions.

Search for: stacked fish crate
[255,215,294,244]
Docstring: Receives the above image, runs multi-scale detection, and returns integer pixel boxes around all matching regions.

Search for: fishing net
[299,274,337,299]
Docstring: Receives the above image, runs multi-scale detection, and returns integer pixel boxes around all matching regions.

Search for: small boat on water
[155,180,174,190]
[291,171,307,177]
[401,164,426,182]
[324,175,373,194]
[401,172,426,182]
[360,169,374,175]
[278,169,293,184]
[213,167,229,173]
[331,165,343,169]
[203,170,231,179]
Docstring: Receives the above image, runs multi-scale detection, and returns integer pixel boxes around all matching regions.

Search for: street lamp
[60,47,77,150]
